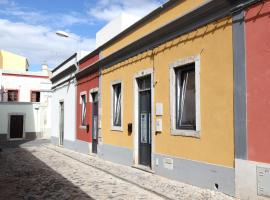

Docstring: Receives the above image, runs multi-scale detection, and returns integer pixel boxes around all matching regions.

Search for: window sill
[80,126,87,129]
[110,126,123,132]
[171,129,200,138]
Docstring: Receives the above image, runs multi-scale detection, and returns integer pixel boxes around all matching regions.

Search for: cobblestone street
[0,140,236,200]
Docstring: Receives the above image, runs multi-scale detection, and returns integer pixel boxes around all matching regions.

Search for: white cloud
[88,0,167,21]
[0,2,93,28]
[0,19,95,70]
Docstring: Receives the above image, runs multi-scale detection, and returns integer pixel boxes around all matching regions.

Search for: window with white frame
[81,94,87,126]
[170,56,200,136]
[175,64,196,130]
[112,83,122,127]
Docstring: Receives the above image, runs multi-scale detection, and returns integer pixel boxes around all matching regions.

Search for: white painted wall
[96,12,140,48]
[51,80,76,141]
[50,52,88,143]
[0,102,43,135]
[0,73,51,103]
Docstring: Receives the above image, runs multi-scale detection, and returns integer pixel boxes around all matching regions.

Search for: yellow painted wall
[0,50,28,71]
[101,17,234,167]
[102,0,205,57]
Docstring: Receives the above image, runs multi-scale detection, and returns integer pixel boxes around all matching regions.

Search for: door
[9,115,24,139]
[138,76,152,167]
[59,102,64,146]
[92,92,98,154]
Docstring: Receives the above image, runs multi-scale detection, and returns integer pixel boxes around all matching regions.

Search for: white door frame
[8,113,26,140]
[133,68,155,169]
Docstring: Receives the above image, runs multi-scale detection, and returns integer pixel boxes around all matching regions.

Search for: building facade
[0,50,29,71]
[98,0,235,196]
[50,0,270,198]
[0,51,52,140]
[75,51,100,154]
[234,1,270,199]
[51,52,89,152]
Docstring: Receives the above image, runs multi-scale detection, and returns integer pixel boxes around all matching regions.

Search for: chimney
[41,63,50,75]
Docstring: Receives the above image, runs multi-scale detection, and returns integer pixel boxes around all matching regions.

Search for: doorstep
[132,164,155,174]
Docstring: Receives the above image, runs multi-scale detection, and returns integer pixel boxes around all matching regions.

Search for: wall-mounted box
[156,119,162,132]
[156,103,163,116]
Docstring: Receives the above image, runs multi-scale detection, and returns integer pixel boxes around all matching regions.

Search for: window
[175,64,196,130]
[8,90,18,102]
[170,55,200,137]
[31,91,40,102]
[81,94,86,126]
[112,83,122,127]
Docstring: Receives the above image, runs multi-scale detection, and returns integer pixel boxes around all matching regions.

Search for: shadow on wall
[245,1,270,22]
[102,17,233,74]
[0,144,93,199]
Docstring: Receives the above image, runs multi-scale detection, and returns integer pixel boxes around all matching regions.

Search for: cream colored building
[0,50,29,72]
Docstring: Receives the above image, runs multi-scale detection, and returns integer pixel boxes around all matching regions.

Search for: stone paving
[0,140,236,200]
[44,144,236,200]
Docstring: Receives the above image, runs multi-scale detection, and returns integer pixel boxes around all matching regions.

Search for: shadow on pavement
[0,140,94,200]
[0,138,50,149]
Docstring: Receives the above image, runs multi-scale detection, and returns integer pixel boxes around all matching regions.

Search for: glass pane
[140,113,148,143]
[81,95,86,126]
[113,84,121,126]
[176,66,196,130]
[180,70,195,127]
[138,76,151,91]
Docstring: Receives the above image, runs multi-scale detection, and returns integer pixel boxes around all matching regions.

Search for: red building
[76,51,99,154]
[235,1,270,199]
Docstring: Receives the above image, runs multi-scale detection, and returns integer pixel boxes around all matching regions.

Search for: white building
[96,12,140,48]
[0,64,52,141]
[50,51,88,151]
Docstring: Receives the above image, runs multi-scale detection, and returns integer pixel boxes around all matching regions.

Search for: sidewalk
[44,144,236,200]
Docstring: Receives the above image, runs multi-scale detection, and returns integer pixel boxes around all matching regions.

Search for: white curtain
[113,85,121,126]
[81,96,86,126]
[176,72,188,127]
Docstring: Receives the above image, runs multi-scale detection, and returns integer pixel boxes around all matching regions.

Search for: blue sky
[0,0,166,71]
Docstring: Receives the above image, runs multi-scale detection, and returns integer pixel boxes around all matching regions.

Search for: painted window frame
[110,80,123,131]
[80,91,87,128]
[89,87,99,103]
[170,55,201,137]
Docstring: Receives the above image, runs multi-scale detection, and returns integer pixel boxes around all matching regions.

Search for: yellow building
[0,50,29,72]
[76,0,242,196]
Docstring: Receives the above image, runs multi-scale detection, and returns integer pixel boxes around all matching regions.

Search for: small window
[31,91,40,102]
[81,94,87,126]
[112,83,121,127]
[8,90,18,102]
[175,64,196,130]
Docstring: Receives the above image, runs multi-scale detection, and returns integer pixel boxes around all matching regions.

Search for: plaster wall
[101,18,234,167]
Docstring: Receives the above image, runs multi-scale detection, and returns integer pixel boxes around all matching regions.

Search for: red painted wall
[76,55,99,142]
[79,55,99,70]
[246,1,270,163]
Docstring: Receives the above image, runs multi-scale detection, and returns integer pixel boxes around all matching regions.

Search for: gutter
[231,0,262,13]
[52,53,77,73]
[78,0,179,65]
